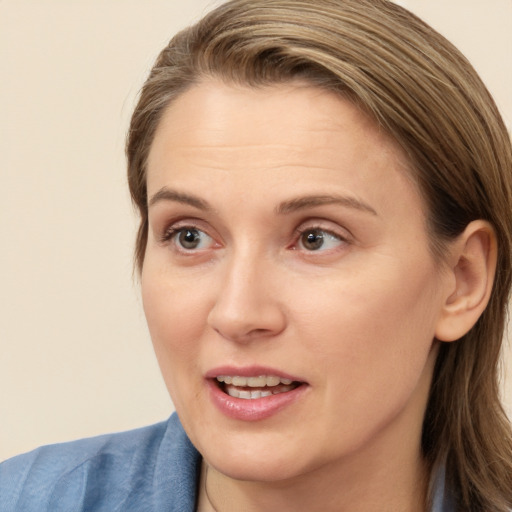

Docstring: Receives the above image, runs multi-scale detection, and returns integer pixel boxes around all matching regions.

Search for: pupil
[303,230,324,250]
[179,229,200,249]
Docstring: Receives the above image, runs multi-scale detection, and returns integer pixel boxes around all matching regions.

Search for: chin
[209,451,307,483]
[195,425,318,483]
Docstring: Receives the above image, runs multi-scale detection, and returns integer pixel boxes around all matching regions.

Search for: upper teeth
[216,375,293,387]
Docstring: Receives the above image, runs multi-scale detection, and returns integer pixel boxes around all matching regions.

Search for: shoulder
[0,413,201,512]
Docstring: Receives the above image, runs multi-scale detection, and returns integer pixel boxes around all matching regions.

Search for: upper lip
[205,365,306,383]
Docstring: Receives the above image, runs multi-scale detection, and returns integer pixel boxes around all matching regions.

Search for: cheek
[293,275,438,454]
[141,270,214,418]
[141,264,211,374]
[298,259,441,399]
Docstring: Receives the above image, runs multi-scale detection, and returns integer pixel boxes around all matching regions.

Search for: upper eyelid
[163,224,204,237]
[295,225,347,237]
[162,223,208,239]
[161,218,211,235]
[294,219,353,239]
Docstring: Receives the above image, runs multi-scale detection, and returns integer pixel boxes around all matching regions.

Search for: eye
[297,228,346,251]
[164,227,215,251]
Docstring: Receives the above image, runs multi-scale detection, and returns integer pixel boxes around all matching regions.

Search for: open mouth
[215,375,302,399]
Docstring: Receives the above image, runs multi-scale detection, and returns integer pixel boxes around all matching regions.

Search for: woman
[1,0,511,510]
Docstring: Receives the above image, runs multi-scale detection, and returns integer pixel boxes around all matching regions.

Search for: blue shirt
[0,413,454,511]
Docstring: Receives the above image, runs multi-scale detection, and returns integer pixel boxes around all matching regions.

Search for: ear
[435,220,497,342]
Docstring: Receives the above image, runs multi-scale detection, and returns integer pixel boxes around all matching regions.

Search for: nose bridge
[207,244,286,342]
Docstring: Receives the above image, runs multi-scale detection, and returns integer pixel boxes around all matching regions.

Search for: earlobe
[435,220,497,342]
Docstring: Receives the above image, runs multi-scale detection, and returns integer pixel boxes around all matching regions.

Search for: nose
[207,253,287,344]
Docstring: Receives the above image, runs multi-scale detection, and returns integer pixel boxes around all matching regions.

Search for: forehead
[148,80,409,174]
[145,80,417,211]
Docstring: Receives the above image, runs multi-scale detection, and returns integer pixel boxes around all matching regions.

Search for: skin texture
[141,81,480,511]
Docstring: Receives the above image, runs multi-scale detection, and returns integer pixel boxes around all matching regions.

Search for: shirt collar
[430,464,456,512]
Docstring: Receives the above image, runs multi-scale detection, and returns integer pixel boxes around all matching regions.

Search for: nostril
[206,276,287,343]
[209,323,283,344]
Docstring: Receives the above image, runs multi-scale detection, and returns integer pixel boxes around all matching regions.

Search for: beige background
[1,0,511,461]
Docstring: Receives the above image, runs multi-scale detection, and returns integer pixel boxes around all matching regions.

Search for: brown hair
[126,0,512,510]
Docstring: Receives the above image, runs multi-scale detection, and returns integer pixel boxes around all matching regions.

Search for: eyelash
[292,224,350,253]
[160,221,350,254]
[160,224,216,251]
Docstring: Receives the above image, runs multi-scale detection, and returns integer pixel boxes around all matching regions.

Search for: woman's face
[142,80,452,482]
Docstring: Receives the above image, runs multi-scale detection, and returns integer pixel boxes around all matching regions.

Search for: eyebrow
[148,187,212,210]
[277,195,378,216]
[148,187,377,216]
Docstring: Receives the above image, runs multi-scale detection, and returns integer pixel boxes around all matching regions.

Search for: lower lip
[207,379,308,421]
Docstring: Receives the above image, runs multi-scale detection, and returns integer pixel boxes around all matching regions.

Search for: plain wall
[1,0,511,461]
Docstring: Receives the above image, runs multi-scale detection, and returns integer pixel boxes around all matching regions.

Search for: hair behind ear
[423,221,512,511]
